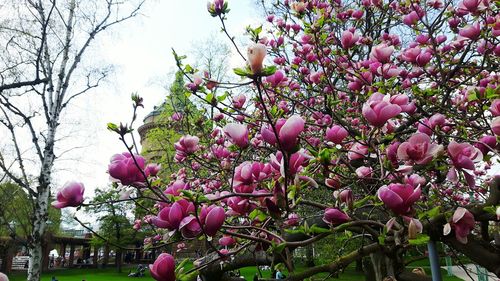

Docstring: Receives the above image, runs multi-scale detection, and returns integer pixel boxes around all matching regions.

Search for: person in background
[275,269,285,279]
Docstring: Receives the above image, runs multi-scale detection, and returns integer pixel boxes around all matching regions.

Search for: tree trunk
[115,250,122,273]
[27,183,50,281]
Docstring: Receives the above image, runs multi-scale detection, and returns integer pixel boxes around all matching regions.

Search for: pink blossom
[164,180,189,196]
[153,199,194,230]
[261,119,286,146]
[362,94,401,127]
[285,213,300,226]
[378,183,421,215]
[370,44,394,63]
[340,30,359,49]
[449,207,475,244]
[339,189,354,208]
[174,135,200,155]
[219,236,236,247]
[108,152,147,186]
[0,273,8,281]
[397,133,443,165]
[51,181,85,209]
[474,135,497,155]
[227,197,254,215]
[179,215,202,238]
[458,23,481,40]
[490,99,500,116]
[247,43,267,74]
[326,125,348,144]
[171,112,183,121]
[265,70,287,87]
[447,141,482,170]
[348,143,369,160]
[232,94,246,109]
[403,11,420,26]
[279,115,305,151]
[492,117,500,135]
[149,253,175,281]
[203,206,226,236]
[224,123,249,148]
[323,208,350,225]
[355,166,372,178]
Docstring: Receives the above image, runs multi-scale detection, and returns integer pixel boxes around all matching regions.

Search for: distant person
[50,254,55,268]
[276,269,285,279]
[0,272,8,281]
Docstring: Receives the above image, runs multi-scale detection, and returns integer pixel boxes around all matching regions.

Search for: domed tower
[137,102,166,162]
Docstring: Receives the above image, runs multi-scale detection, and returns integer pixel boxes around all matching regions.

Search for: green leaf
[261,65,277,76]
[409,234,430,245]
[418,206,441,220]
[468,92,478,102]
[273,243,286,254]
[483,206,497,214]
[249,209,267,221]
[309,225,330,234]
[107,122,118,132]
[205,93,214,103]
[233,67,250,76]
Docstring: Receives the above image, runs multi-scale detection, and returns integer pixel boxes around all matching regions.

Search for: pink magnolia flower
[362,94,401,127]
[51,181,85,209]
[326,125,348,144]
[204,206,226,236]
[265,70,287,87]
[458,23,481,40]
[444,207,475,244]
[285,213,300,226]
[397,133,443,165]
[340,30,359,49]
[261,119,286,146]
[474,135,497,155]
[164,180,189,196]
[152,199,195,230]
[179,215,202,238]
[227,197,254,215]
[247,43,267,74]
[149,253,175,281]
[370,44,395,63]
[174,135,200,161]
[458,0,487,13]
[171,112,183,121]
[348,143,369,160]
[233,162,271,193]
[490,99,500,116]
[355,166,372,178]
[279,115,305,151]
[219,235,236,246]
[403,11,420,26]
[492,117,500,135]
[378,183,421,215]
[224,123,249,148]
[0,272,8,281]
[108,152,147,186]
[323,208,350,225]
[447,141,482,171]
[232,94,246,109]
[339,189,354,208]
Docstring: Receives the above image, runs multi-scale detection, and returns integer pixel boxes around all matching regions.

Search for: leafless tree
[0,1,144,280]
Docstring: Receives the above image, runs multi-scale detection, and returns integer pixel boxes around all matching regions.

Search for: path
[442,264,499,281]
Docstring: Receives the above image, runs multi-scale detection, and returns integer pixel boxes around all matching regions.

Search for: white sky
[54,0,260,215]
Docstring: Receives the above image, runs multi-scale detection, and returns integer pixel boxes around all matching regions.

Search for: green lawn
[7,264,463,281]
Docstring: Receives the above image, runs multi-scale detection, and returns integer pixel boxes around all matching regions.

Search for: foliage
[71,0,500,281]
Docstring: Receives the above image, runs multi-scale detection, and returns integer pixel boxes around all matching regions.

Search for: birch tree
[0,1,143,280]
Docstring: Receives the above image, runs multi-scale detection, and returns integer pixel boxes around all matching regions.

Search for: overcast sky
[55,0,259,219]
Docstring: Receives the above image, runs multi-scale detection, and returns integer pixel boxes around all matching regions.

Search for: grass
[6,264,464,281]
